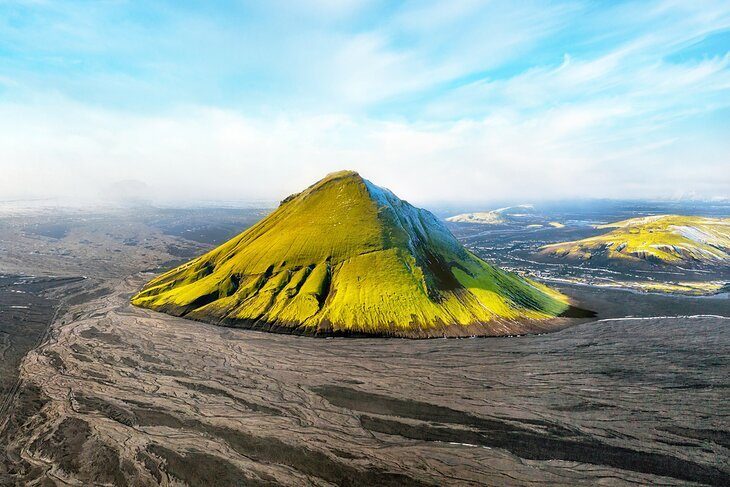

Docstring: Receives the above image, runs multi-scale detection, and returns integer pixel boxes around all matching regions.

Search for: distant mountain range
[540,215,730,266]
[446,205,537,224]
[133,171,571,337]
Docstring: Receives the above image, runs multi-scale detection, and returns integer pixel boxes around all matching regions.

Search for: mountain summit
[132,170,571,337]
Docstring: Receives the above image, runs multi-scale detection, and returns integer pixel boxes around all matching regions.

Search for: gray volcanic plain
[0,203,728,486]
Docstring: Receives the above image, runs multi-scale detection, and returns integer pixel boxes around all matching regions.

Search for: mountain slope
[540,215,730,265]
[132,171,570,337]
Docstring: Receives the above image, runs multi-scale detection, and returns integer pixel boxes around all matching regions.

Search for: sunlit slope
[132,171,569,337]
[541,215,730,265]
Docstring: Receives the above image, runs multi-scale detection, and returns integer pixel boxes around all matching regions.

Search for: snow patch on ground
[670,225,714,244]
[446,212,504,224]
[363,178,463,254]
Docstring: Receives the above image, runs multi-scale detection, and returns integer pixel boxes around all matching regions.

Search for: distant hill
[446,205,536,225]
[540,215,730,265]
[133,171,570,337]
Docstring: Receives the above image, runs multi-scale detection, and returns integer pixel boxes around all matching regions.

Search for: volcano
[132,171,572,337]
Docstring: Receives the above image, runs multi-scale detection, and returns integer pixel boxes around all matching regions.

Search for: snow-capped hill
[446,204,537,225]
[132,171,569,337]
[541,215,730,266]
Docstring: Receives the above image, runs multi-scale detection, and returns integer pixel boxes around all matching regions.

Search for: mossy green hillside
[132,171,569,337]
[541,215,730,265]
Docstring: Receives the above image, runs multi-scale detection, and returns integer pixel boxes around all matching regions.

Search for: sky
[0,0,728,206]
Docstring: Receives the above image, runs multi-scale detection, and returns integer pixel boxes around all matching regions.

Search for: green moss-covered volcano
[132,171,571,337]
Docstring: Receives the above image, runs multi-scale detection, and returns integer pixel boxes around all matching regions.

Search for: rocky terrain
[0,204,728,486]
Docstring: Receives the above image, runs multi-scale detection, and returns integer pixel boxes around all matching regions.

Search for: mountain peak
[311,170,364,191]
[133,171,571,337]
[323,169,361,180]
[280,169,364,206]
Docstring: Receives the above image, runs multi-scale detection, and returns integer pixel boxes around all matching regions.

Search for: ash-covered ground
[0,203,727,486]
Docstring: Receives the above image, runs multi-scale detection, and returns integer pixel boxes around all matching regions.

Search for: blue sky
[0,0,728,204]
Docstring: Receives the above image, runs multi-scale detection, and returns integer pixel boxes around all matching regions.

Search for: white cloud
[0,0,728,205]
[0,96,727,206]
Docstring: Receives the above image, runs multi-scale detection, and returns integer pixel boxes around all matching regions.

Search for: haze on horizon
[0,0,728,206]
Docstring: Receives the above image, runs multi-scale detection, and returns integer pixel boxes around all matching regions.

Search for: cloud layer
[0,0,728,204]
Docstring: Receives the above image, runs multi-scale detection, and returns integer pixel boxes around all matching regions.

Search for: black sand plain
[0,203,727,486]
